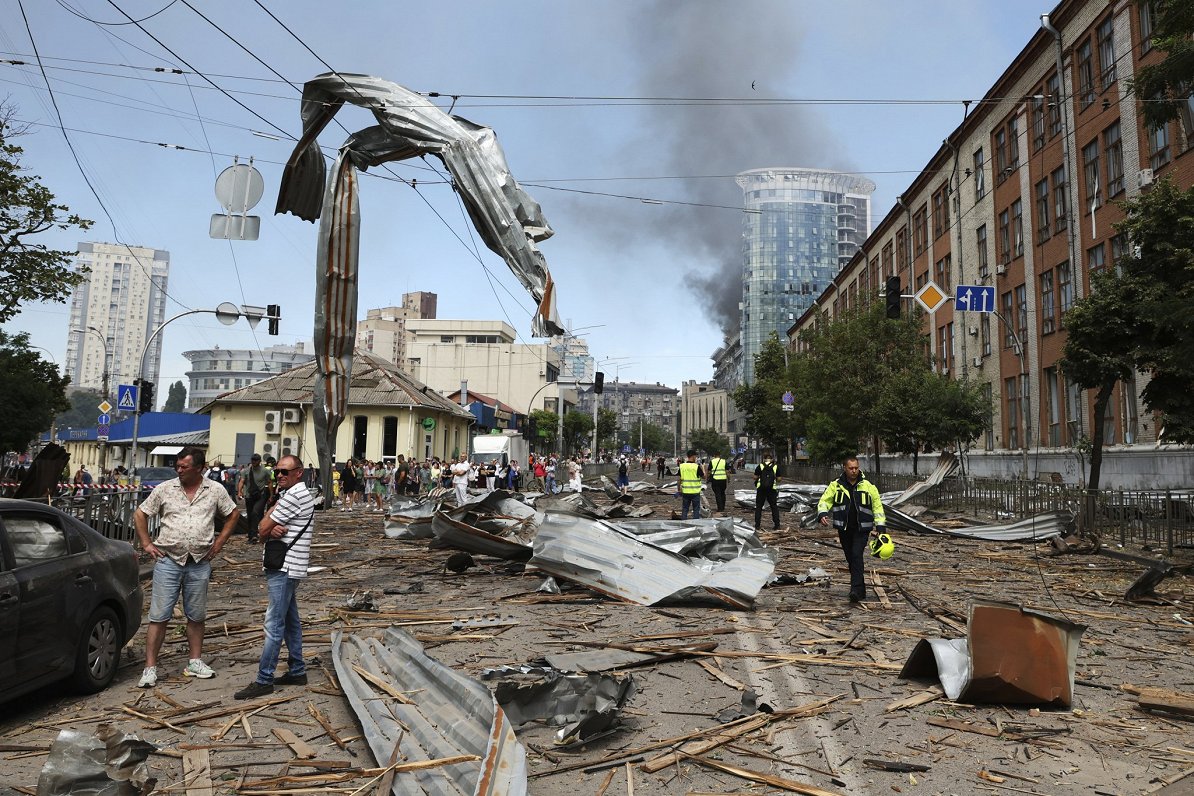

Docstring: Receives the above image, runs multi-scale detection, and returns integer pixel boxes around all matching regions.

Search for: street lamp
[71,326,112,474]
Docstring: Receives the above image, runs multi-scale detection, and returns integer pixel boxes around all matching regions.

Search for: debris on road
[36,724,155,796]
[492,670,637,744]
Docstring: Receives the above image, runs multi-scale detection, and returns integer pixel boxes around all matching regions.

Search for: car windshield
[138,467,177,482]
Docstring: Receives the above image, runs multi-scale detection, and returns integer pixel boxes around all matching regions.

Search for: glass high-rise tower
[737,168,875,383]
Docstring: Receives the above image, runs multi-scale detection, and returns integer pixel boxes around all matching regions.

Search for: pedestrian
[234,455,315,699]
[370,460,388,510]
[238,453,273,543]
[817,455,887,603]
[531,457,546,492]
[567,457,582,492]
[484,459,497,492]
[753,451,782,532]
[545,456,557,494]
[678,449,703,520]
[656,455,665,479]
[451,454,471,504]
[706,451,729,514]
[507,459,521,490]
[616,456,630,495]
[134,447,240,688]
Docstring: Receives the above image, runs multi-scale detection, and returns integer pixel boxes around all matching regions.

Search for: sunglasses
[274,468,295,476]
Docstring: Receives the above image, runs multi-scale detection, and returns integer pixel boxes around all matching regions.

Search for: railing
[1,483,157,543]
[782,463,1194,554]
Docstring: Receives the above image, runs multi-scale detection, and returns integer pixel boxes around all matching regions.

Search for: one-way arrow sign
[955,284,995,313]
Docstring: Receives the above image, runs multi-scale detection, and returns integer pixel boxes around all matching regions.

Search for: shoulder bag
[263,511,313,571]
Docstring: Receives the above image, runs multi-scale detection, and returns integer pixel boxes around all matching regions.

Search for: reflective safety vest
[709,457,727,481]
[816,474,886,532]
[679,461,703,494]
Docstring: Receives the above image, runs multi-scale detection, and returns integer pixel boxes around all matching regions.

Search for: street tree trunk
[1087,380,1116,491]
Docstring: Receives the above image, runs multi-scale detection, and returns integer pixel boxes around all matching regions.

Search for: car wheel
[70,606,122,693]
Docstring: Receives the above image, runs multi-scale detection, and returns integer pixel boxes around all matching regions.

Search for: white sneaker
[138,666,157,688]
[183,659,215,679]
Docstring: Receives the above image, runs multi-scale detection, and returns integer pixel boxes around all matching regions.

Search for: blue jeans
[681,493,701,520]
[149,557,211,622]
[257,570,304,684]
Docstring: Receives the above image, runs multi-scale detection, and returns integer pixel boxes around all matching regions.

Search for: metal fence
[1,486,155,543]
[783,463,1194,555]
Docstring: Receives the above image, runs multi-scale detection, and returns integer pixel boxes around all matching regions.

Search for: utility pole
[72,327,111,475]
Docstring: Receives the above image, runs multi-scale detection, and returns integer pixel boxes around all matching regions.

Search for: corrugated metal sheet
[430,492,542,560]
[333,628,528,795]
[886,507,1072,541]
[528,513,776,609]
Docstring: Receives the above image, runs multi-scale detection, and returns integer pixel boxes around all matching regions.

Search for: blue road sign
[97,423,110,439]
[97,413,110,425]
[117,383,138,411]
[955,284,996,313]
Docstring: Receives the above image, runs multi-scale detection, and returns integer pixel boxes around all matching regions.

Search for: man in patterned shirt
[235,455,315,699]
[134,447,239,687]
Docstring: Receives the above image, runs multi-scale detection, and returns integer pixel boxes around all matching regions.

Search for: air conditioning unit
[968,325,978,336]
[264,410,280,434]
[995,264,1007,276]
[1137,168,1155,189]
[282,407,303,424]
[973,356,983,367]
[261,441,278,459]
[280,436,296,456]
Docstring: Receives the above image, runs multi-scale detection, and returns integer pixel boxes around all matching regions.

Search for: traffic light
[136,379,155,414]
[594,371,605,394]
[885,276,901,319]
[267,304,281,335]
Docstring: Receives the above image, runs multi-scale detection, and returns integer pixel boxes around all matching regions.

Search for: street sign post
[97,423,109,441]
[915,281,948,313]
[97,400,112,415]
[117,384,138,412]
[97,413,110,426]
[955,284,996,313]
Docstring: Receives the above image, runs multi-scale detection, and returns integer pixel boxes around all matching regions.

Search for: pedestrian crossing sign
[117,384,138,411]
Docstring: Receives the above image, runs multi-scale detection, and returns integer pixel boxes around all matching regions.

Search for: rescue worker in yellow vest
[753,451,781,531]
[678,450,703,520]
[706,452,729,514]
[817,455,886,603]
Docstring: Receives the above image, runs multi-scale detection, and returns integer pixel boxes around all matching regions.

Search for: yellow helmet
[869,533,895,560]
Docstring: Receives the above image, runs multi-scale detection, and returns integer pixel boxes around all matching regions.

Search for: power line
[53,0,179,26]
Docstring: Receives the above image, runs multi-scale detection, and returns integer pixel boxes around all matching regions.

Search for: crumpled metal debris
[715,689,774,723]
[537,576,561,594]
[769,567,831,586]
[886,451,959,508]
[542,641,718,672]
[37,723,156,796]
[493,671,638,745]
[430,490,542,560]
[611,517,770,562]
[733,483,818,512]
[452,614,519,630]
[333,627,527,795]
[538,488,654,518]
[899,600,1087,707]
[885,507,1072,541]
[383,495,440,540]
[528,513,777,608]
[345,590,378,612]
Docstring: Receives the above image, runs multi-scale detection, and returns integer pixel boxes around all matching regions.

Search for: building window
[1035,178,1051,241]
[980,313,992,356]
[1052,166,1068,232]
[1047,73,1062,137]
[1140,1,1154,54]
[1083,139,1102,210]
[1149,118,1171,170]
[1001,291,1015,349]
[983,382,995,450]
[1032,95,1046,151]
[973,148,985,199]
[1015,283,1028,346]
[913,206,928,255]
[998,209,1011,265]
[440,335,455,343]
[1065,376,1084,444]
[1097,17,1116,90]
[1044,367,1062,446]
[881,242,894,278]
[1077,39,1095,108]
[1040,271,1056,334]
[1104,121,1124,197]
[896,228,909,271]
[1007,116,1020,171]
[1111,233,1130,271]
[994,128,1008,181]
[1011,199,1024,258]
[935,254,951,291]
[933,189,945,239]
[1058,261,1074,314]
[1006,376,1021,449]
[976,224,989,278]
[1088,242,1106,273]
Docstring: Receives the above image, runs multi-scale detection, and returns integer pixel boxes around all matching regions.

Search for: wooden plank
[351,663,416,704]
[884,685,945,713]
[640,714,773,773]
[925,716,1025,740]
[307,702,351,753]
[1138,688,1194,719]
[695,658,746,691]
[181,748,214,796]
[685,754,846,796]
[273,728,317,759]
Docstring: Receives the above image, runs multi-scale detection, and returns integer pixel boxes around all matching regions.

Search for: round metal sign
[214,163,265,213]
[422,417,436,430]
[214,301,241,326]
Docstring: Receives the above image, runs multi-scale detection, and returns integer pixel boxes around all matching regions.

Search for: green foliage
[874,369,989,473]
[0,331,71,452]
[0,113,93,323]
[596,407,618,450]
[731,333,796,454]
[527,409,559,447]
[630,420,673,454]
[53,387,106,429]
[688,428,729,458]
[561,410,593,454]
[804,411,854,466]
[163,380,187,413]
[1129,0,1194,129]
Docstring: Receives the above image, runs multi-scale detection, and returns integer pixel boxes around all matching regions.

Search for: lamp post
[592,356,630,459]
[72,326,111,474]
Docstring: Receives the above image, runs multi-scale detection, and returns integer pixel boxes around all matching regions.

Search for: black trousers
[754,489,780,529]
[246,492,268,541]
[838,527,868,596]
[711,479,727,511]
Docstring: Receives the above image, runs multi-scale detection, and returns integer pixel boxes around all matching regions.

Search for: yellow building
[200,351,474,466]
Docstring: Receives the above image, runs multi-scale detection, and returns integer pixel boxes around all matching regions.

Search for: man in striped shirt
[234,455,315,699]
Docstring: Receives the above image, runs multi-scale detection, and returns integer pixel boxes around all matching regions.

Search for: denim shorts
[149,557,212,622]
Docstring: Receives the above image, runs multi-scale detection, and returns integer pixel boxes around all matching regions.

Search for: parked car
[136,466,177,491]
[0,498,143,702]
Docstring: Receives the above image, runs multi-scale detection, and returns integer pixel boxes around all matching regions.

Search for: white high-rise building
[63,242,170,399]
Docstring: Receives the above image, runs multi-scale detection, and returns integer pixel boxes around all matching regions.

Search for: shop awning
[149,445,184,457]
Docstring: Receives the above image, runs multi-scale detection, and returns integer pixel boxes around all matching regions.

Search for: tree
[731,333,796,457]
[163,380,187,412]
[688,428,729,458]
[596,408,618,451]
[527,409,558,449]
[1060,268,1140,490]
[0,111,93,323]
[631,420,673,455]
[874,369,990,475]
[53,387,106,429]
[0,331,71,452]
[1129,0,1194,129]
[561,410,593,455]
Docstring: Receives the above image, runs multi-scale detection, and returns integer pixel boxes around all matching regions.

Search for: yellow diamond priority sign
[97,400,113,415]
[915,281,948,313]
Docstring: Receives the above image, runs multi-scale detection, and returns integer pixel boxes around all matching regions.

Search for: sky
[0,0,1056,403]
